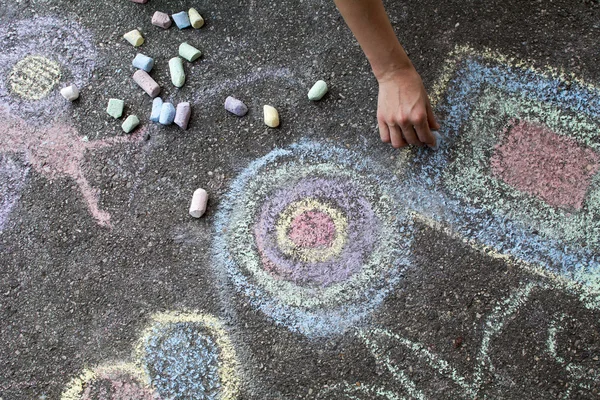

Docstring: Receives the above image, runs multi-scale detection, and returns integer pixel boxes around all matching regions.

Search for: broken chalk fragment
[189,188,208,218]
[172,11,191,29]
[263,105,280,128]
[308,80,328,101]
[179,42,202,62]
[133,70,161,97]
[189,8,205,29]
[175,102,191,130]
[132,53,154,72]
[224,96,248,117]
[106,98,124,119]
[129,0,148,3]
[60,84,79,101]
[169,57,185,88]
[150,97,163,122]
[152,11,172,29]
[159,102,176,125]
[122,115,140,133]
[431,130,442,151]
[123,29,144,47]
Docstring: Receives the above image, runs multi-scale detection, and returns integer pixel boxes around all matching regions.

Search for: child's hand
[376,66,440,148]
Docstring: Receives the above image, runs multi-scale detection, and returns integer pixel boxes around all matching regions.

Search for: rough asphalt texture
[1,0,600,399]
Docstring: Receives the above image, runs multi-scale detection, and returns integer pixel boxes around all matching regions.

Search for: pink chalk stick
[174,102,191,130]
[129,0,148,3]
[152,11,172,29]
[132,70,160,98]
[491,120,600,210]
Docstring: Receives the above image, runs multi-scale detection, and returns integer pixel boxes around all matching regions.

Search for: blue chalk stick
[159,102,176,125]
[172,11,191,29]
[150,97,163,122]
[132,53,154,72]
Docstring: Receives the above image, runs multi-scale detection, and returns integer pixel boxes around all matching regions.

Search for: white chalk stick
[189,188,208,218]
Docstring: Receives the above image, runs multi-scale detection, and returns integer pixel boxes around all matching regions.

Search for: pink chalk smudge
[0,110,143,227]
[288,210,336,248]
[80,370,160,400]
[491,120,600,210]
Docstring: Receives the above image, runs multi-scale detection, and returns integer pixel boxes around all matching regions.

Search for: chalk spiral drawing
[212,140,415,336]
[0,154,29,233]
[395,46,600,306]
[62,311,240,400]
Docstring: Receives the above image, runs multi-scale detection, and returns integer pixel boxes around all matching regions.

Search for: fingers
[426,100,440,130]
[398,123,423,146]
[388,124,407,148]
[378,119,390,143]
[414,119,435,147]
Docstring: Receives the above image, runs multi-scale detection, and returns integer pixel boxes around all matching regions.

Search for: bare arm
[334,0,439,148]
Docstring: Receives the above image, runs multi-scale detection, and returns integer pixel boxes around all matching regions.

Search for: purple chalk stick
[224,96,248,117]
[174,102,191,130]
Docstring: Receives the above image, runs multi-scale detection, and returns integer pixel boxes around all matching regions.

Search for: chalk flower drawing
[62,312,240,400]
[398,46,600,305]
[213,140,415,336]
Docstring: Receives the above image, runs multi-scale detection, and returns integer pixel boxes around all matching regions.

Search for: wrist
[373,61,415,83]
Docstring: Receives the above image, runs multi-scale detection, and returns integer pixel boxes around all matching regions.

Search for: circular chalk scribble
[213,141,415,336]
[9,56,61,100]
[0,16,97,123]
[137,312,240,400]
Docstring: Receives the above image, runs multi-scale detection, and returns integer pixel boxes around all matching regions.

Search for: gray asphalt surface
[1,0,600,399]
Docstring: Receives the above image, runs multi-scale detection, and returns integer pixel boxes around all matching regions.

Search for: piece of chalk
[60,84,79,101]
[308,80,328,101]
[263,105,280,128]
[179,42,202,62]
[133,70,161,97]
[150,97,163,122]
[224,96,248,117]
[431,131,442,150]
[122,115,140,133]
[129,0,148,3]
[172,11,191,29]
[174,102,191,130]
[106,98,124,119]
[189,188,208,218]
[159,103,176,125]
[152,11,172,29]
[132,53,154,72]
[169,57,185,88]
[123,29,144,47]
[189,8,205,29]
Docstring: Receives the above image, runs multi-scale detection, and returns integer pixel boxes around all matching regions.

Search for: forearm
[334,0,412,80]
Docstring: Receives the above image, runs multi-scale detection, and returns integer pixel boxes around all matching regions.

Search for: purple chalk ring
[174,102,191,130]
[224,96,248,117]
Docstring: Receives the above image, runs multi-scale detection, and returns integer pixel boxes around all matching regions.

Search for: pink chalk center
[80,374,160,400]
[288,210,336,248]
[490,120,599,210]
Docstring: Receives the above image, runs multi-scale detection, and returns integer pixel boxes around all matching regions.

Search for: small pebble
[308,80,328,101]
[169,57,185,88]
[60,84,79,101]
[133,70,161,97]
[123,29,144,47]
[159,103,176,125]
[263,105,280,128]
[132,53,154,72]
[179,42,202,62]
[172,11,191,29]
[122,115,140,133]
[106,98,124,119]
[189,8,204,28]
[224,96,248,116]
[150,97,163,122]
[151,11,172,29]
[189,188,208,218]
[174,102,191,130]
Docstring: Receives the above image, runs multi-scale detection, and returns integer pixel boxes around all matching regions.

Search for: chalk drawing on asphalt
[0,154,29,233]
[396,46,600,306]
[62,311,240,400]
[0,16,96,124]
[316,282,600,399]
[212,140,415,336]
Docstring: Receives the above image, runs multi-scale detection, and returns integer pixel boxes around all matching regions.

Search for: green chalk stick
[308,80,328,101]
[121,115,140,133]
[169,57,186,88]
[107,98,124,119]
[179,42,202,62]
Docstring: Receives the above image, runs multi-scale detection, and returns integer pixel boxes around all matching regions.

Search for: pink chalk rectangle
[490,120,599,210]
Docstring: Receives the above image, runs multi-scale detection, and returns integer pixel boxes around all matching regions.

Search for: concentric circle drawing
[0,16,96,123]
[136,312,240,400]
[213,141,415,336]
